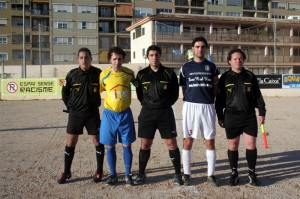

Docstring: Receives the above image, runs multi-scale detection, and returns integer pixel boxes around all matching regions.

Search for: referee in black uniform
[57,47,104,184]
[215,48,266,186]
[134,45,183,185]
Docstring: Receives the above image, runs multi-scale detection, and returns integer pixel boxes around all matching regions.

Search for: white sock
[206,149,216,176]
[182,149,192,175]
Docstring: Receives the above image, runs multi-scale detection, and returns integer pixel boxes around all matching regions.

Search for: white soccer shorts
[182,102,216,140]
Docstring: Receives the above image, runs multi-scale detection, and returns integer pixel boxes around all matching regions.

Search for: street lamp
[22,0,26,78]
[143,55,147,67]
[39,23,42,77]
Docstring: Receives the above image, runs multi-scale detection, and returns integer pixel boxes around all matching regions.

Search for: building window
[12,17,30,27]
[142,27,145,35]
[136,27,142,38]
[100,37,113,49]
[81,21,86,29]
[100,7,113,17]
[208,0,223,5]
[207,11,222,15]
[142,48,145,56]
[55,21,72,29]
[133,32,136,39]
[272,15,285,19]
[135,7,153,17]
[78,38,97,45]
[99,22,112,32]
[0,52,8,60]
[156,8,172,14]
[272,2,286,9]
[227,0,242,6]
[54,54,74,62]
[78,21,96,30]
[0,18,7,26]
[57,22,68,29]
[0,1,7,9]
[0,36,7,44]
[53,37,73,45]
[288,2,300,11]
[226,12,240,17]
[13,50,30,61]
[53,4,72,12]
[133,52,135,59]
[117,22,130,32]
[12,34,30,44]
[196,27,205,32]
[157,21,180,33]
[77,6,96,13]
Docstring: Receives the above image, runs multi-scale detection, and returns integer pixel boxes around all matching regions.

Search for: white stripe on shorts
[182,102,216,139]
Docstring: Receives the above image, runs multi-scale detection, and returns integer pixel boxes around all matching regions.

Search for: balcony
[175,0,189,6]
[117,37,130,49]
[32,25,50,32]
[116,0,131,3]
[31,8,49,15]
[191,0,204,7]
[32,42,50,48]
[99,12,114,17]
[243,5,255,10]
[257,6,269,11]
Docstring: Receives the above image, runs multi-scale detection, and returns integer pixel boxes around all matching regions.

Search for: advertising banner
[282,74,300,89]
[1,78,60,96]
[256,75,282,89]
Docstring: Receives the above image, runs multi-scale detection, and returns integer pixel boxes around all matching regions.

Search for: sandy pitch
[1,98,300,199]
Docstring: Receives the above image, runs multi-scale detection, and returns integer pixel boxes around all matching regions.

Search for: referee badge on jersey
[205,65,210,71]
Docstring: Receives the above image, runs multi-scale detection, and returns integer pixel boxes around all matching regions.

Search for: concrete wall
[1,64,300,100]
[0,63,145,79]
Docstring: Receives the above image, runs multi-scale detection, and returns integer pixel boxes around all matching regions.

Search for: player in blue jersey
[179,36,220,186]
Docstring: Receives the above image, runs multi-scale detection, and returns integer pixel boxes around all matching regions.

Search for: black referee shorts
[67,109,100,135]
[224,110,258,139]
[138,107,177,139]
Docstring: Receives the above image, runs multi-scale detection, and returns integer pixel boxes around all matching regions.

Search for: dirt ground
[1,97,300,199]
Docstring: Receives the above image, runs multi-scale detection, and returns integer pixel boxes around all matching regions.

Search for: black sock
[95,144,105,174]
[169,148,181,175]
[246,148,257,174]
[139,149,150,174]
[64,146,75,174]
[228,149,239,172]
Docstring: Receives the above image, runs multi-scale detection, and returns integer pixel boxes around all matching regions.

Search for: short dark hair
[192,36,208,47]
[78,47,92,57]
[227,48,246,64]
[107,47,126,60]
[146,45,162,57]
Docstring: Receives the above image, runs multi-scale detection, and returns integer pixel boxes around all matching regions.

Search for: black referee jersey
[215,67,266,121]
[136,64,179,109]
[62,66,101,112]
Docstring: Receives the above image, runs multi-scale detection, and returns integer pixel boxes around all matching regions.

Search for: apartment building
[0,0,299,66]
[127,13,300,74]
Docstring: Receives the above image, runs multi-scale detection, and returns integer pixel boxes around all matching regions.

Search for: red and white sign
[6,81,18,93]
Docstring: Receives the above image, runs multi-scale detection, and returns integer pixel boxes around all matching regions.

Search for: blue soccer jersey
[179,59,219,104]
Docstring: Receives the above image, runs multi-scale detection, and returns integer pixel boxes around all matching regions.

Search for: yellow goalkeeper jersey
[100,66,134,112]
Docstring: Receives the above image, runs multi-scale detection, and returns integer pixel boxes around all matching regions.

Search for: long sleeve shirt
[136,64,179,109]
[215,67,266,121]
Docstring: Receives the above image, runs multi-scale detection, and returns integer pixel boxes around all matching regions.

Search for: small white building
[126,13,300,75]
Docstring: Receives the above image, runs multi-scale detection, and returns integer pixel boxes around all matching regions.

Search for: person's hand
[218,120,225,128]
[258,116,265,125]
